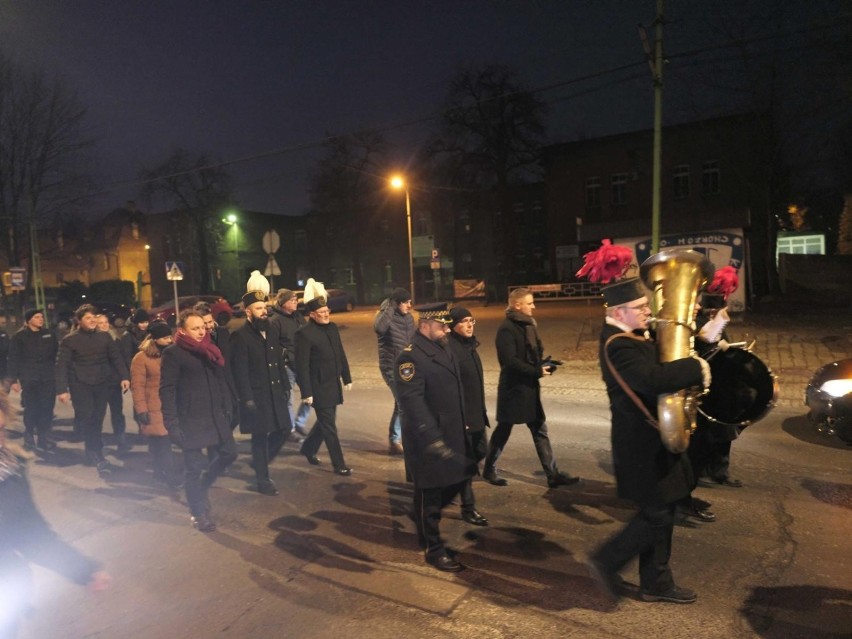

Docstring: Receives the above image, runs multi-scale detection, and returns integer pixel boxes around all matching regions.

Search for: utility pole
[639,0,666,254]
[28,196,47,327]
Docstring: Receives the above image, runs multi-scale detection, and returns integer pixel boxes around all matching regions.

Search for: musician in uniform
[396,302,474,572]
[587,278,710,604]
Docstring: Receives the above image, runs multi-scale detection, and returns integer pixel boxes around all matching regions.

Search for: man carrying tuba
[586,274,711,605]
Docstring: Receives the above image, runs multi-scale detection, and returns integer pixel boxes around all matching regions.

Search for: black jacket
[599,322,703,506]
[294,320,351,409]
[447,331,489,432]
[7,327,58,384]
[229,320,291,435]
[159,343,235,449]
[373,299,415,379]
[495,315,545,424]
[269,306,306,371]
[395,333,474,489]
[55,329,129,392]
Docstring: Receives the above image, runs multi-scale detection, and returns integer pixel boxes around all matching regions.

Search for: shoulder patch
[399,362,415,382]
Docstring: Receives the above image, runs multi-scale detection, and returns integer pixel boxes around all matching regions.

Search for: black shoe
[461,509,489,526]
[23,432,36,450]
[483,467,508,486]
[689,506,716,522]
[714,477,743,488]
[191,513,217,533]
[255,481,279,496]
[547,471,581,488]
[37,436,57,451]
[426,554,465,572]
[640,585,697,604]
[302,452,321,465]
[96,459,112,475]
[115,435,133,457]
[587,558,622,603]
[334,467,352,476]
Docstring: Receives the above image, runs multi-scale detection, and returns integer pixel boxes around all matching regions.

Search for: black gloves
[425,439,454,461]
[135,412,150,426]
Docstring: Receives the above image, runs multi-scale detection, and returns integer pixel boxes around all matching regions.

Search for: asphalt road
[11,302,852,639]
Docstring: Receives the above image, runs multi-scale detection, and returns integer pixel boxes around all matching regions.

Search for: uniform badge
[399,362,415,382]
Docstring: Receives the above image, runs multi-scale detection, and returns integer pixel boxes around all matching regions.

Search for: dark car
[150,295,235,327]
[292,288,355,313]
[806,358,852,444]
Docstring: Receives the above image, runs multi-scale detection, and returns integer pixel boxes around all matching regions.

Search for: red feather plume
[575,239,634,284]
[708,266,739,299]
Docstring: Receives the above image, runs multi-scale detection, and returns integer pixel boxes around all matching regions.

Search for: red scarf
[175,330,225,368]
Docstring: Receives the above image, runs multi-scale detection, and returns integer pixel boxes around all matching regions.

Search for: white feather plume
[246,270,270,297]
[302,277,327,305]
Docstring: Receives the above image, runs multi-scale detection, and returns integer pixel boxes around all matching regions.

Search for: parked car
[150,295,235,327]
[806,357,852,444]
[292,288,355,313]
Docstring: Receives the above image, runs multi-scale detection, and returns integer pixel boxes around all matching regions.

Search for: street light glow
[226,212,238,223]
[390,175,405,190]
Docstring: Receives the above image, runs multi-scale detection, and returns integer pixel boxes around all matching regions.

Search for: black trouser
[300,406,346,469]
[381,370,402,444]
[460,428,488,511]
[148,435,175,478]
[183,436,237,517]
[414,481,466,559]
[484,419,557,478]
[69,383,110,457]
[106,382,126,436]
[591,502,677,592]
[705,441,733,480]
[251,428,289,483]
[21,380,56,438]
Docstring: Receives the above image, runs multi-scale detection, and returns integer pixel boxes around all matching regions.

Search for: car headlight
[819,379,852,398]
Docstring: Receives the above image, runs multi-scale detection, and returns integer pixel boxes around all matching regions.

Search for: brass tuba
[639,249,714,453]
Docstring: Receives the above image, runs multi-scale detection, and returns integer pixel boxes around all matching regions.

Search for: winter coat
[294,321,351,409]
[495,315,546,424]
[599,322,703,506]
[55,329,129,392]
[395,332,474,489]
[446,331,489,432]
[129,343,168,437]
[269,306,306,371]
[6,327,58,384]
[373,299,415,380]
[229,320,291,435]
[159,343,234,450]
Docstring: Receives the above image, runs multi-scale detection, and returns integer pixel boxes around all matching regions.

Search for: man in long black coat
[230,292,292,495]
[588,278,709,605]
[160,310,236,532]
[396,303,474,572]
[294,295,353,475]
[482,287,579,488]
[445,306,489,527]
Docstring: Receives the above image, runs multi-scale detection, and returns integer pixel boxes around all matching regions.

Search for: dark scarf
[506,309,542,364]
[175,330,225,367]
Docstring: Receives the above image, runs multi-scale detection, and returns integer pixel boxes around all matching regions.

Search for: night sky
[1,1,841,217]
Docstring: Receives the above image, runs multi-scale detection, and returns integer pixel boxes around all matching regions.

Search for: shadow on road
[741,584,852,638]
[781,414,851,450]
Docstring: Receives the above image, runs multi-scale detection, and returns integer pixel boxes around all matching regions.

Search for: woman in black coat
[160,311,236,532]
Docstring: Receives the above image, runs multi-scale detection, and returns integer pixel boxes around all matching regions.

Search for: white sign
[165,262,184,281]
[262,230,280,254]
[264,255,282,276]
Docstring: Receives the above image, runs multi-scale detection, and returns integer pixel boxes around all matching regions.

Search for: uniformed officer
[395,302,474,572]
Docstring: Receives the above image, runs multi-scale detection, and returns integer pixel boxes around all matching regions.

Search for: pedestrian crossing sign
[165,261,185,281]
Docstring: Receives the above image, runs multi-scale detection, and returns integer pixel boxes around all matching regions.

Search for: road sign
[264,255,282,277]
[262,230,280,254]
[430,248,440,270]
[9,267,27,291]
[165,261,185,281]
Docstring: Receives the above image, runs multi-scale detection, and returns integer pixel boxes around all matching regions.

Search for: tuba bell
[640,249,714,453]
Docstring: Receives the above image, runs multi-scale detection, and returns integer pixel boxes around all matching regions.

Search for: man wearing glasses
[587,277,710,605]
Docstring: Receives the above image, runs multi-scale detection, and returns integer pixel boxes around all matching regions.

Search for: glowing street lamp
[390,175,415,304]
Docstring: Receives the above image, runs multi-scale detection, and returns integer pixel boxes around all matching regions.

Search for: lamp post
[390,175,415,304]
[223,212,240,298]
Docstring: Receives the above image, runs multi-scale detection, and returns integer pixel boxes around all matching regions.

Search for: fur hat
[303,278,328,313]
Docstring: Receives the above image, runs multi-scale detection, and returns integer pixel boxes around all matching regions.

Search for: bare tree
[308,130,389,303]
[140,149,232,294]
[0,50,91,267]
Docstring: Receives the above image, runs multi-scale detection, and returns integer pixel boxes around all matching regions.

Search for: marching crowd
[0,263,745,635]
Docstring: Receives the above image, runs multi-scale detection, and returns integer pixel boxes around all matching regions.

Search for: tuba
[640,249,714,453]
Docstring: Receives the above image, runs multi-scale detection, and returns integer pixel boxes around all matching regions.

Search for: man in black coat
[482,287,579,488]
[230,291,292,495]
[7,309,58,451]
[587,278,710,605]
[446,306,489,527]
[268,289,311,438]
[294,294,353,475]
[56,304,130,475]
[195,301,238,430]
[160,310,236,532]
[396,302,474,572]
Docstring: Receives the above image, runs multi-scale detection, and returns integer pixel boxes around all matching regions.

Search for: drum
[698,347,778,429]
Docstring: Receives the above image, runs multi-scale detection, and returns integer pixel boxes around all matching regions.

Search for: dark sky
[1,0,841,217]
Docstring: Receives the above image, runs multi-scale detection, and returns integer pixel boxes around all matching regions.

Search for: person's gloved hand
[698,308,730,343]
[244,399,257,412]
[135,412,150,426]
[303,396,313,406]
[344,383,352,391]
[425,439,454,461]
[718,339,730,351]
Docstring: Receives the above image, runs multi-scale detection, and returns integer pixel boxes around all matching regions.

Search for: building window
[702,160,720,195]
[673,165,690,199]
[345,266,356,285]
[776,234,825,265]
[585,177,601,210]
[611,173,628,205]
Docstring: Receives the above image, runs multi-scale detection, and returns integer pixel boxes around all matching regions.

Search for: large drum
[698,347,779,429]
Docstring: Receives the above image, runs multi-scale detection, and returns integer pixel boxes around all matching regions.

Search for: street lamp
[390,175,415,304]
[222,212,240,297]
